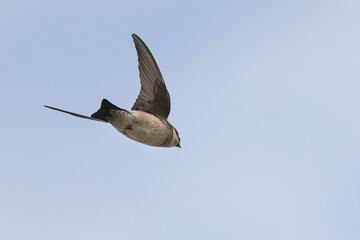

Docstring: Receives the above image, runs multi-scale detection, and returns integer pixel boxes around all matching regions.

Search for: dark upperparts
[91,99,123,122]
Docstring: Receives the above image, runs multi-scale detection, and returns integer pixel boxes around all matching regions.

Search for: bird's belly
[124,125,168,146]
[110,110,169,146]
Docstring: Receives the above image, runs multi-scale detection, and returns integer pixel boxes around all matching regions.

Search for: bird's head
[173,127,181,148]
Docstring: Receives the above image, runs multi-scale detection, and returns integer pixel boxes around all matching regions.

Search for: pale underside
[108,110,174,147]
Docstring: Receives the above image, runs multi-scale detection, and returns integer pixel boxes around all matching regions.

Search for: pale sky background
[1,0,360,239]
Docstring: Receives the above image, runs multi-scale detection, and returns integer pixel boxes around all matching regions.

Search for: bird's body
[109,110,178,147]
[45,34,180,148]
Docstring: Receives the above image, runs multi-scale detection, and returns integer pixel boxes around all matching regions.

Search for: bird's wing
[131,34,171,120]
[44,105,107,122]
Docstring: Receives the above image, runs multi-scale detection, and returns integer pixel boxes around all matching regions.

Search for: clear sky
[1,0,360,239]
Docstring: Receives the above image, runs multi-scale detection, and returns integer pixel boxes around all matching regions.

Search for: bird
[44,33,181,148]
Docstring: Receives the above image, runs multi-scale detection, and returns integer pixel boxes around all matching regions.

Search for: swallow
[45,34,180,148]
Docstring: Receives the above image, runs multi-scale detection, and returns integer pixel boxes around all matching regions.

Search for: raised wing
[131,34,171,120]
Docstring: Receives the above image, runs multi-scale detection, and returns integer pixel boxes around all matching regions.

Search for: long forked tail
[90,99,123,122]
[44,105,107,122]
[44,99,122,123]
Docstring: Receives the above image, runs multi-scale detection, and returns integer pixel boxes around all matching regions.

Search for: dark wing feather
[131,34,171,120]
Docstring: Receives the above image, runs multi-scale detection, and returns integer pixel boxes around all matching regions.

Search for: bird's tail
[91,99,123,122]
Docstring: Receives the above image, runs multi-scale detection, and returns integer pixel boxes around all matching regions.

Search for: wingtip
[132,33,145,43]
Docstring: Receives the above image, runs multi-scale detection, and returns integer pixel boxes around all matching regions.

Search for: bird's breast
[110,110,172,146]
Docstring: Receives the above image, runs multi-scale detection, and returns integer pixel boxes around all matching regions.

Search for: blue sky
[1,0,360,239]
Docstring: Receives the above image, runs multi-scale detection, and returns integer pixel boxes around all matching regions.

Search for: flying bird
[45,34,180,148]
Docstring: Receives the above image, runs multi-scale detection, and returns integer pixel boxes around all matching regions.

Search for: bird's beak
[176,144,181,148]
